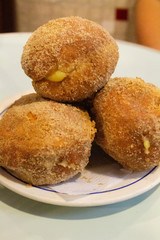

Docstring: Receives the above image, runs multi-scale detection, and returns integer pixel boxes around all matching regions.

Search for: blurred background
[0,0,160,50]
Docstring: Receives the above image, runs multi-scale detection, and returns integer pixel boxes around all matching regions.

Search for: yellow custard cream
[46,71,67,82]
[143,136,150,154]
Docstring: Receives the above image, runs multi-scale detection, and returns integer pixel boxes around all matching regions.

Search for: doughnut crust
[21,16,119,102]
[93,77,160,171]
[0,94,96,185]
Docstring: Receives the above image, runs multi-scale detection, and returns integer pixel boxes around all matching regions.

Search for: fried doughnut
[0,93,96,185]
[21,16,119,102]
[92,77,160,171]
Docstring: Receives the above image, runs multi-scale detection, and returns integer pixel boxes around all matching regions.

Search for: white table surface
[0,33,160,240]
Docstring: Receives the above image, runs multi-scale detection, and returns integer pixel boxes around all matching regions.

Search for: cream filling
[46,70,67,82]
[142,136,150,154]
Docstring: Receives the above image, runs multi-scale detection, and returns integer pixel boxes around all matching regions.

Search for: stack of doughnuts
[0,16,118,185]
[0,16,159,186]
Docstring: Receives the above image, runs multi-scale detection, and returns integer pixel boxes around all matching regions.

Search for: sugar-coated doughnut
[92,77,160,171]
[0,94,96,185]
[21,16,119,102]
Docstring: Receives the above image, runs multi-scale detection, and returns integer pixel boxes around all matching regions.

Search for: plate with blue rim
[0,91,160,207]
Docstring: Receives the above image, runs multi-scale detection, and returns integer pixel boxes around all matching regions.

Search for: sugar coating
[21,16,119,102]
[0,93,96,185]
[93,77,160,171]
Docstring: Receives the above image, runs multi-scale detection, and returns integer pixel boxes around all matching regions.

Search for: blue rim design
[0,106,9,116]
[0,107,158,196]
[35,166,157,195]
[1,166,157,196]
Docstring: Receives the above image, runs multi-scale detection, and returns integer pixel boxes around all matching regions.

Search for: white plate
[1,35,160,207]
[1,92,160,207]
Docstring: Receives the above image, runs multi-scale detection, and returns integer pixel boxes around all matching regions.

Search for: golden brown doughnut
[92,77,160,171]
[0,93,96,185]
[21,16,119,102]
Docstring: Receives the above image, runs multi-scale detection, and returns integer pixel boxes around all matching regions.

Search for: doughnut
[21,16,119,102]
[92,77,160,171]
[0,93,96,185]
